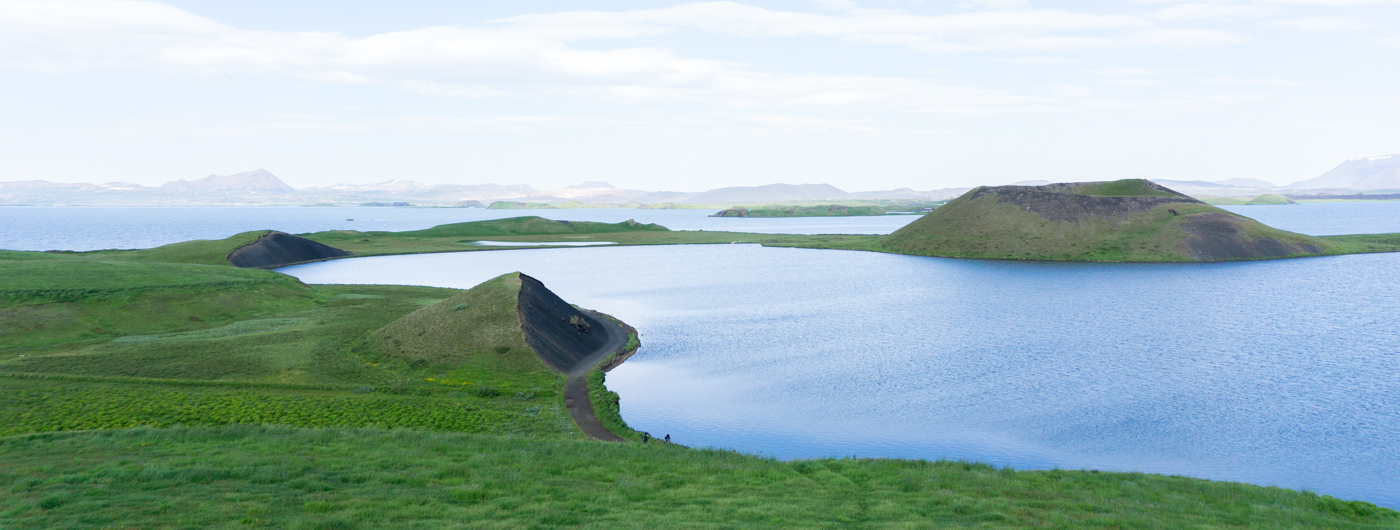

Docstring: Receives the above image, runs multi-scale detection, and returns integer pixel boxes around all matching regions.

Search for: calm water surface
[6,201,1398,251]
[9,201,1399,506]
[280,245,1400,508]
[0,206,918,251]
[1220,201,1400,235]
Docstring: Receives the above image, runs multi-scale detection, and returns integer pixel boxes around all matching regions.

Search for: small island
[873,179,1397,261]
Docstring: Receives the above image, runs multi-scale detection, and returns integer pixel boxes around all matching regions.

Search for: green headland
[710,204,924,217]
[871,179,1399,262]
[1202,194,1297,205]
[3,195,1400,526]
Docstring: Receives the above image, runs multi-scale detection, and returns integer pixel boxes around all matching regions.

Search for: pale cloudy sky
[1,0,1396,191]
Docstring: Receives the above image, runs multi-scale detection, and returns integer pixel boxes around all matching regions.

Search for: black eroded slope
[227,231,351,268]
[517,274,609,373]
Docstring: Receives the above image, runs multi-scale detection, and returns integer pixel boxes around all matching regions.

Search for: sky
[1,0,1397,192]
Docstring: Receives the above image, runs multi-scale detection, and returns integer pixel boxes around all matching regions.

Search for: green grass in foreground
[1,425,1393,529]
[0,264,579,438]
[588,369,642,443]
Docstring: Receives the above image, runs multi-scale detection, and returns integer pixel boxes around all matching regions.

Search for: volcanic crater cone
[881,179,1330,261]
[372,272,615,376]
[226,231,351,268]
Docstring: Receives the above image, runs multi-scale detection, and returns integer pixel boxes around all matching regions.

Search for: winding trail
[560,310,628,442]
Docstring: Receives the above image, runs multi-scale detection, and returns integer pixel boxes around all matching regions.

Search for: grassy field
[5,214,1400,526]
[1,425,1394,529]
[0,249,583,440]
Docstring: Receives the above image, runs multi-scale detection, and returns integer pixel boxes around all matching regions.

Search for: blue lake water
[0,206,919,251]
[1219,202,1400,236]
[279,245,1400,508]
[6,201,1398,251]
[6,201,1400,506]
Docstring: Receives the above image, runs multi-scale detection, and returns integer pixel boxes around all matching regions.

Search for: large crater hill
[370,272,613,377]
[880,179,1332,262]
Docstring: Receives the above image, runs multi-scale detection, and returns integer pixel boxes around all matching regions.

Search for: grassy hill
[1,425,1394,528]
[880,180,1333,261]
[364,272,560,397]
[0,251,590,439]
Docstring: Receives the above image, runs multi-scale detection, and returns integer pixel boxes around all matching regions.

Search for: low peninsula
[168,180,1395,264]
[710,203,933,217]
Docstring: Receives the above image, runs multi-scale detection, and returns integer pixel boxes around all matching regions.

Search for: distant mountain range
[1287,155,1400,190]
[3,154,1396,205]
[1149,153,1400,196]
[0,171,966,206]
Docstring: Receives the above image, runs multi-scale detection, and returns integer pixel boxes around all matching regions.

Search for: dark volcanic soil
[516,274,611,373]
[516,273,629,442]
[1179,213,1323,260]
[226,231,351,268]
[968,184,1198,222]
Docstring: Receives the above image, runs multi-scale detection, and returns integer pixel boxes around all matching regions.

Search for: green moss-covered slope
[880,179,1332,262]
[370,273,541,377]
[351,216,666,240]
[88,230,269,266]
[1,426,1394,529]
[85,230,353,268]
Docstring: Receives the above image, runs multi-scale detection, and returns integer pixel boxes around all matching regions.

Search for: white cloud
[0,0,1319,117]
[1102,78,1164,86]
[1124,28,1246,46]
[1149,3,1277,21]
[1092,67,1171,75]
[1047,85,1094,96]
[965,0,1030,10]
[1194,77,1302,85]
[999,56,1078,63]
[1266,17,1369,32]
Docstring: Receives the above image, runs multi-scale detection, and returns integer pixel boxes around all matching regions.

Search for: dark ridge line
[227,231,352,269]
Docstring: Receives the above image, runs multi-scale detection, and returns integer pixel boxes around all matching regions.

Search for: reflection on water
[466,241,618,247]
[280,244,1400,508]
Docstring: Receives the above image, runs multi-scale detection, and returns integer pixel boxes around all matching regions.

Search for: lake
[7,200,1400,507]
[5,201,1398,251]
[279,244,1400,509]
[0,206,919,251]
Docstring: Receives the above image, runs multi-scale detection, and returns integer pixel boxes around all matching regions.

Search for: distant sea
[2,201,1398,251]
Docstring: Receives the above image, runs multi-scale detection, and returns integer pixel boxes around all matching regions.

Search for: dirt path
[561,310,628,442]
